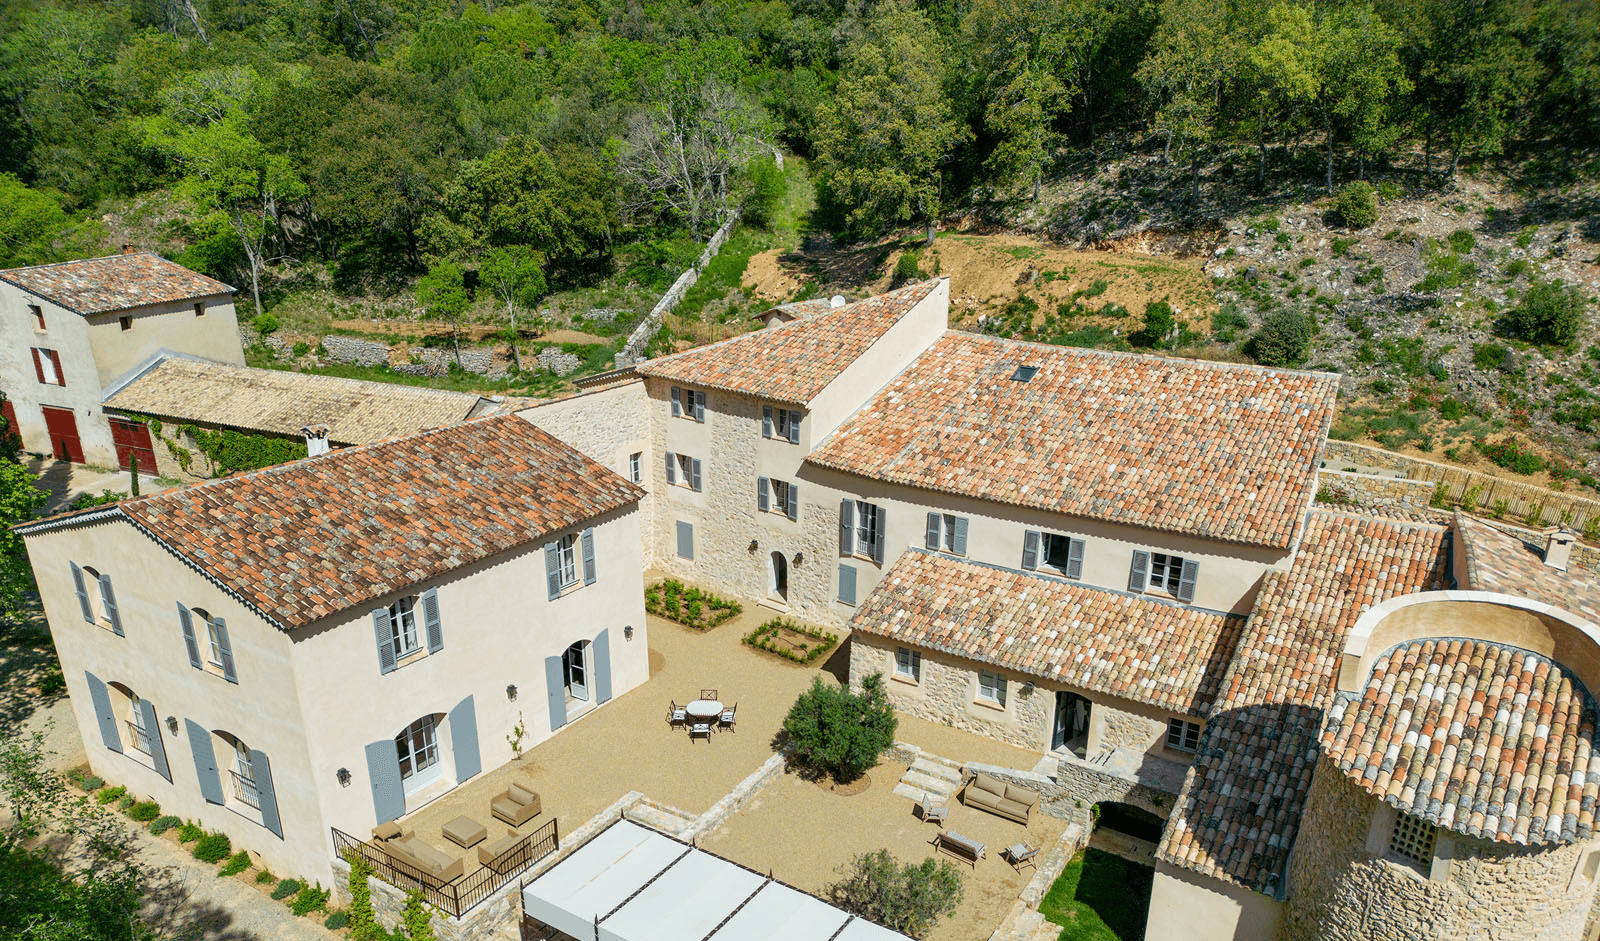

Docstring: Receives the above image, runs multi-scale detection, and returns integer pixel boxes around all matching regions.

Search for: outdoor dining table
[685,699,724,722]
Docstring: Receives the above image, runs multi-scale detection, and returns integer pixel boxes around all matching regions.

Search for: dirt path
[135,826,340,941]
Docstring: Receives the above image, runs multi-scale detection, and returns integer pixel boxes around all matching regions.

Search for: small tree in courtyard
[781,673,896,783]
[826,849,964,938]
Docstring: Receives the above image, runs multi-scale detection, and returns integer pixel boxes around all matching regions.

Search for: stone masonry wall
[1316,470,1438,510]
[1099,707,1166,752]
[1283,755,1598,941]
[850,635,1049,750]
[616,212,740,369]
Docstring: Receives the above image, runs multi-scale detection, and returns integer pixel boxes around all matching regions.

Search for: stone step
[898,769,960,799]
[909,756,963,784]
[892,782,936,802]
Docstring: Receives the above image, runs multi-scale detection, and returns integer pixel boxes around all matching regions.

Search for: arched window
[395,714,446,796]
[191,608,225,669]
[212,731,259,810]
[107,682,149,753]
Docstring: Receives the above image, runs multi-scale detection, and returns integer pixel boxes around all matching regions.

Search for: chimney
[1544,527,1576,571]
[302,424,331,458]
[120,244,137,255]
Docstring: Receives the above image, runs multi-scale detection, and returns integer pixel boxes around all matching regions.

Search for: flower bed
[645,579,742,629]
[743,618,838,664]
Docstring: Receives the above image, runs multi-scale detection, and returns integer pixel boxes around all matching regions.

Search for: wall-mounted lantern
[506,684,518,701]
[337,768,352,788]
[624,625,635,641]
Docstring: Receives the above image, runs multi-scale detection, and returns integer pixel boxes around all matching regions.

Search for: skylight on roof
[1010,365,1039,382]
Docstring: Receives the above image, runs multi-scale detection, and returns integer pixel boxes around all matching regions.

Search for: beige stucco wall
[1146,862,1283,941]
[22,516,325,882]
[1282,755,1599,941]
[848,633,1198,761]
[86,294,243,387]
[290,503,648,866]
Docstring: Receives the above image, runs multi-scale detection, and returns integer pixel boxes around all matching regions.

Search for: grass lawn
[1038,849,1153,941]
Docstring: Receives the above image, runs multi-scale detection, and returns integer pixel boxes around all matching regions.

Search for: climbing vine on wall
[181,425,307,475]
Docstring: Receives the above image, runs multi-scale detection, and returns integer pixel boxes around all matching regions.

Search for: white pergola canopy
[522,819,909,941]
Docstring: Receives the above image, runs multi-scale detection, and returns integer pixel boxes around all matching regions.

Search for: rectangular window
[770,479,796,517]
[127,695,153,754]
[119,316,132,331]
[672,387,705,422]
[29,304,44,330]
[895,646,921,681]
[674,454,703,491]
[1389,814,1437,866]
[389,597,420,657]
[1149,552,1186,595]
[1041,534,1076,572]
[764,406,802,443]
[1166,718,1202,752]
[978,669,1007,706]
[554,534,578,590]
[194,302,205,317]
[629,452,642,484]
[33,348,62,385]
[855,501,884,561]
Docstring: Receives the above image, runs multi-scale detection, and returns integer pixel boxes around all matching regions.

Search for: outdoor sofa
[371,824,465,887]
[960,772,1039,825]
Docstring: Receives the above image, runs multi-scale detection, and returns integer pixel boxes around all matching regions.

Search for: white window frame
[1040,533,1076,572]
[127,693,153,754]
[395,715,440,783]
[629,452,642,484]
[36,348,60,384]
[192,609,226,668]
[1148,552,1186,595]
[389,597,420,658]
[895,646,921,682]
[676,454,695,490]
[855,500,883,561]
[1166,718,1201,752]
[937,514,958,552]
[554,534,579,590]
[978,669,1007,706]
[771,479,795,517]
[674,387,704,421]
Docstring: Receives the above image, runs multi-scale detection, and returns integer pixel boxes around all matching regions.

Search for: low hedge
[128,801,161,822]
[149,815,181,836]
[645,579,742,630]
[325,911,350,930]
[220,850,252,877]
[743,618,838,664]
[78,774,104,792]
[291,883,330,916]
[177,821,205,843]
[272,878,303,901]
[193,832,232,863]
[95,785,127,805]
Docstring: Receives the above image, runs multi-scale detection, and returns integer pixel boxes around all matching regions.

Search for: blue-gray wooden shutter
[593,629,613,703]
[1177,559,1199,603]
[925,512,940,550]
[186,719,223,804]
[675,521,694,560]
[71,562,93,622]
[762,406,773,438]
[364,740,404,824]
[421,588,444,653]
[178,603,202,669]
[758,477,770,512]
[665,451,677,485]
[138,697,170,780]
[693,391,705,422]
[1067,538,1085,580]
[212,616,237,683]
[671,387,682,417]
[952,517,968,556]
[545,541,562,599]
[837,565,857,605]
[690,458,703,492]
[787,483,799,522]
[839,500,855,556]
[249,748,282,837]
[372,605,396,674]
[1129,550,1150,592]
[449,695,481,782]
[1022,531,1040,570]
[99,573,123,635]
[84,671,122,753]
[871,507,887,563]
[545,655,567,731]
[581,527,596,585]
[788,413,801,444]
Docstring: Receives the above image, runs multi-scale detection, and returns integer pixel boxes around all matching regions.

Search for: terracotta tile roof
[1157,511,1449,893]
[1457,513,1600,625]
[0,252,233,315]
[637,280,939,405]
[807,332,1337,549]
[849,549,1246,716]
[1322,637,1600,845]
[105,358,489,446]
[22,415,641,629]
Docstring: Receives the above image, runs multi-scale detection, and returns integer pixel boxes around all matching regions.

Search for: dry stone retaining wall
[616,212,740,369]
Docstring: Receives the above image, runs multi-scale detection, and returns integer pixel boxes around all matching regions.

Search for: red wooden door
[110,417,156,473]
[0,396,17,452]
[41,406,84,463]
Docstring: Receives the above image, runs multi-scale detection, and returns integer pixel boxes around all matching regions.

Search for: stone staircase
[893,755,964,803]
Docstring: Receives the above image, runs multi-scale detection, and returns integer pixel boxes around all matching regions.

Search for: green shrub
[1446,228,1476,254]
[325,911,351,930]
[402,889,435,941]
[292,341,311,357]
[193,832,232,863]
[272,878,303,901]
[36,668,65,694]
[256,870,278,884]
[1506,280,1585,346]
[1333,181,1378,229]
[743,619,839,664]
[1211,305,1249,341]
[782,674,897,784]
[1473,342,1509,370]
[96,785,126,805]
[1331,236,1359,257]
[292,882,331,916]
[1504,258,1530,280]
[644,580,742,629]
[1247,311,1316,367]
[79,774,103,791]
[220,851,252,877]
[118,794,135,810]
[892,251,924,287]
[743,155,785,228]
[254,312,280,335]
[128,801,161,822]
[825,849,964,938]
[177,821,205,843]
[345,848,378,938]
[1479,439,1547,475]
[150,815,181,835]
[1138,300,1176,347]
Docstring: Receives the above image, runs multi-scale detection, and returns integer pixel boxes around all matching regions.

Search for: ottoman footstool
[442,815,487,849]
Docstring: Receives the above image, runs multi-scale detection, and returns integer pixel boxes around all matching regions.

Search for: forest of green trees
[1,0,1596,315]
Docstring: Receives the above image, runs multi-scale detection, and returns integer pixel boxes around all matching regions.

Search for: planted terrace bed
[645,579,742,630]
[742,618,838,664]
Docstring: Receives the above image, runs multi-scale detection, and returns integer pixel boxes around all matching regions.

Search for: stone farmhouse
[20,275,1600,940]
[0,251,244,468]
